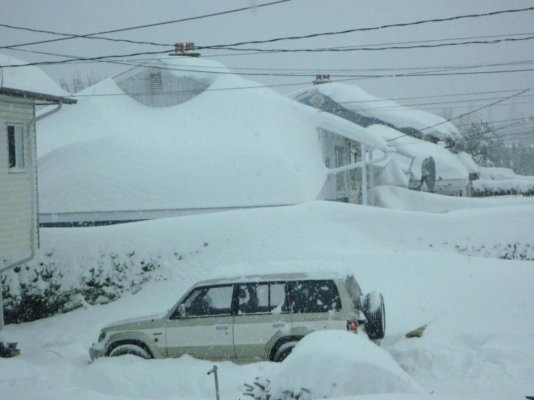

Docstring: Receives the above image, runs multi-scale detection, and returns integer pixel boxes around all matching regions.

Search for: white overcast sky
[2,0,534,124]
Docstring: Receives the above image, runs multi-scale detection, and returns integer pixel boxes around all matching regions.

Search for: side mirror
[178,304,186,318]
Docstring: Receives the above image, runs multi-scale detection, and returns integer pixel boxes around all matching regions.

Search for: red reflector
[346,320,358,333]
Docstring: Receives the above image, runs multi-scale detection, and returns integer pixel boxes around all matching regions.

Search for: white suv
[90,273,385,362]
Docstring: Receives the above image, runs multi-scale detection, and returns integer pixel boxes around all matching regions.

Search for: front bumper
[89,342,107,361]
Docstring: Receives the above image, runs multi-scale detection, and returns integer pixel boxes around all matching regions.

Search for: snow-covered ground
[1,193,534,400]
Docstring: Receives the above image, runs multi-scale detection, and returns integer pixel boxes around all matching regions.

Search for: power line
[0,0,290,50]
[204,32,534,54]
[420,87,533,132]
[0,23,171,48]
[454,116,534,127]
[5,47,534,82]
[9,45,534,78]
[200,6,534,49]
[386,87,534,142]
[339,94,534,112]
[208,35,534,53]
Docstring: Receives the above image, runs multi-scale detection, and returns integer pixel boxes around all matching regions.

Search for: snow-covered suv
[89,273,385,362]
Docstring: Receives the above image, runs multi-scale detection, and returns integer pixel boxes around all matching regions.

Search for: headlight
[98,331,106,343]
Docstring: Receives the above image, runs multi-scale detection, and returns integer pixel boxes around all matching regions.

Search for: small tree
[59,71,102,94]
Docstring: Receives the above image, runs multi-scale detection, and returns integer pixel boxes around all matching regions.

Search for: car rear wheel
[272,341,298,362]
[108,343,152,359]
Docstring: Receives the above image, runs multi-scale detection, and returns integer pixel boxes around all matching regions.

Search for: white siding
[0,96,37,271]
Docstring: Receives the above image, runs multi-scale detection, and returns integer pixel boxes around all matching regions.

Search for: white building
[0,54,75,340]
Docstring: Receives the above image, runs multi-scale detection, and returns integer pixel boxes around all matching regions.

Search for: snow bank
[374,185,533,213]
[268,331,423,398]
[0,53,68,97]
[479,167,516,180]
[1,201,534,399]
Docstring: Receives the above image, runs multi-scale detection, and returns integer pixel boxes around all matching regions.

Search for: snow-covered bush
[472,178,534,197]
[1,249,168,324]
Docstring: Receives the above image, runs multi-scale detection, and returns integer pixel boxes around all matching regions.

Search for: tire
[362,291,386,340]
[272,340,298,362]
[108,343,152,359]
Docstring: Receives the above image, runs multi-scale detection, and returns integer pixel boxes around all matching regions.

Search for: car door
[164,284,235,360]
[233,282,290,361]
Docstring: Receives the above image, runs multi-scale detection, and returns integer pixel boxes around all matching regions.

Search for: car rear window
[288,280,341,313]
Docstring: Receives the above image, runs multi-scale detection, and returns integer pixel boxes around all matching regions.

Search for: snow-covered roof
[0,53,74,102]
[37,57,387,216]
[291,82,461,141]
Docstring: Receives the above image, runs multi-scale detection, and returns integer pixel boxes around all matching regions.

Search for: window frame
[7,123,26,172]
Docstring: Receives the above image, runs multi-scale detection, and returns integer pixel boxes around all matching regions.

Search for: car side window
[237,282,287,314]
[289,280,341,313]
[179,285,234,318]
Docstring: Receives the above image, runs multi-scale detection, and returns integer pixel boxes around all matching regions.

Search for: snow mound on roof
[0,53,68,97]
[456,151,480,174]
[367,125,467,180]
[268,331,423,398]
[37,57,388,214]
[292,82,461,141]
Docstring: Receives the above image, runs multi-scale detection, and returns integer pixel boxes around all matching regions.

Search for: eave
[0,86,77,104]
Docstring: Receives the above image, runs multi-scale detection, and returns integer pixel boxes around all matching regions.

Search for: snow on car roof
[192,271,349,287]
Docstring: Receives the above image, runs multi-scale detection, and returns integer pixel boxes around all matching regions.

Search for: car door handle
[215,325,229,331]
[272,322,285,328]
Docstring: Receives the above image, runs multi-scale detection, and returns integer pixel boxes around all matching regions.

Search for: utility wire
[386,87,533,142]
[199,6,534,49]
[420,87,533,132]
[5,47,534,81]
[210,35,534,52]
[0,0,290,50]
[339,94,534,112]
[0,23,171,47]
[1,4,531,53]
[204,32,534,54]
[9,43,534,76]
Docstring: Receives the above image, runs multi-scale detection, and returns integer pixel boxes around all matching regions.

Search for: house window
[7,124,25,170]
[148,71,163,92]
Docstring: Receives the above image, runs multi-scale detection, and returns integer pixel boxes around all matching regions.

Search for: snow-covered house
[37,57,390,226]
[0,54,75,336]
[291,82,473,196]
